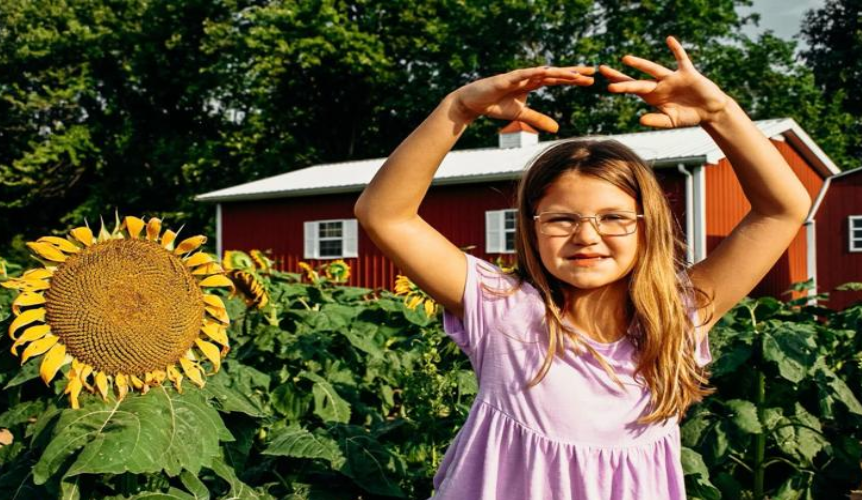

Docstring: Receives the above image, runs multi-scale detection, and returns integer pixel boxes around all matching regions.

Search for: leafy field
[0,266,860,499]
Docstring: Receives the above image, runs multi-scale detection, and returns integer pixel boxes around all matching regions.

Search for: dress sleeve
[441,254,512,359]
[692,308,712,368]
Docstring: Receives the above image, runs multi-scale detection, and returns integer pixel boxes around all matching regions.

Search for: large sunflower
[2,216,234,408]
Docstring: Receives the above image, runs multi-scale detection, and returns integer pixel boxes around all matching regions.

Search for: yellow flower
[222,249,272,309]
[249,249,274,272]
[222,250,254,272]
[392,274,438,317]
[323,259,351,283]
[298,261,319,282]
[2,215,233,408]
[227,269,270,309]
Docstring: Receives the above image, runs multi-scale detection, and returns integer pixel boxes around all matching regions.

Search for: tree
[801,0,862,165]
[0,0,855,258]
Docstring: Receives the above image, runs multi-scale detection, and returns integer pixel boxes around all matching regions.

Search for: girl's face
[534,171,641,291]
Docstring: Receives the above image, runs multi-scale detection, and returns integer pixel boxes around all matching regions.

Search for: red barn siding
[222,170,690,291]
[815,173,862,309]
[705,139,824,299]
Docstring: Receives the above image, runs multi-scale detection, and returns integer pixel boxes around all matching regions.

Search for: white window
[486,209,517,254]
[303,219,358,259]
[849,216,862,252]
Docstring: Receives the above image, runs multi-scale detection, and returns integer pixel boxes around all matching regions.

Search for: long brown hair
[512,139,713,424]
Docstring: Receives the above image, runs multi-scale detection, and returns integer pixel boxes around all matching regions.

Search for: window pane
[854,229,862,238]
[504,211,517,230]
[319,221,343,238]
[852,218,862,230]
[505,231,516,252]
[320,239,343,257]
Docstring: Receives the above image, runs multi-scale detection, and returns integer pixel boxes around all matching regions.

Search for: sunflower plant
[394,275,439,317]
[2,215,234,407]
[297,259,352,286]
[223,249,280,325]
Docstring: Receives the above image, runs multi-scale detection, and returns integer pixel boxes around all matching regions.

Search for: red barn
[197,119,861,308]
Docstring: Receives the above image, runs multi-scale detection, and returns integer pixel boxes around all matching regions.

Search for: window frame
[849,215,862,252]
[303,218,358,259]
[485,209,518,254]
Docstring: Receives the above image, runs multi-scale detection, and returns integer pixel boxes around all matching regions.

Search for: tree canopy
[0,0,858,258]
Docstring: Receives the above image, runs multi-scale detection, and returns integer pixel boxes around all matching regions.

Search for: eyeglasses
[533,211,644,236]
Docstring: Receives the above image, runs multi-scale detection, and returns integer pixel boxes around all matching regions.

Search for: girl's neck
[564,280,633,344]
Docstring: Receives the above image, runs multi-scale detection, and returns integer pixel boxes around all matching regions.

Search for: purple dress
[431,255,711,500]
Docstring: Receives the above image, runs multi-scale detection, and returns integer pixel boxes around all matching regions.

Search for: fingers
[598,65,634,83]
[621,55,672,79]
[606,80,657,95]
[666,36,694,70]
[517,107,560,133]
[640,113,674,129]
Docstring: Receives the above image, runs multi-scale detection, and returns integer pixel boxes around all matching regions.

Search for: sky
[740,0,826,46]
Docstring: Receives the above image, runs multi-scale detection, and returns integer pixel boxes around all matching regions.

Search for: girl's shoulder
[464,254,539,303]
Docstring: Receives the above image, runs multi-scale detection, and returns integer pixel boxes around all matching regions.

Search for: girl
[354,37,812,499]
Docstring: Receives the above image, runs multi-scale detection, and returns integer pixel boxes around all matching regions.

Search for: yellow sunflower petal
[199,274,235,291]
[205,306,229,324]
[9,308,46,339]
[10,324,51,356]
[78,364,93,391]
[194,339,221,373]
[40,343,67,385]
[22,268,53,280]
[37,236,80,254]
[167,365,183,393]
[95,372,109,400]
[179,357,205,387]
[65,376,83,409]
[151,369,167,385]
[129,375,144,390]
[124,216,145,239]
[12,292,46,315]
[20,334,59,364]
[146,218,162,241]
[192,263,224,276]
[174,235,207,255]
[424,299,436,317]
[184,252,215,268]
[202,294,226,310]
[26,242,67,263]
[70,227,94,247]
[1,278,50,292]
[201,322,229,348]
[161,230,177,250]
[407,295,422,310]
[115,373,129,401]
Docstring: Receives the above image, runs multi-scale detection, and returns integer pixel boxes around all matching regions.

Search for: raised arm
[354,67,594,318]
[599,37,812,332]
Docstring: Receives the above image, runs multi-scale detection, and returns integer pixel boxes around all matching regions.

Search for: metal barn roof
[196,118,839,203]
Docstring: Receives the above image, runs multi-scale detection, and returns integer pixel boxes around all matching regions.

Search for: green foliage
[680,293,862,499]
[801,0,862,163]
[0,267,474,498]
[1,268,862,497]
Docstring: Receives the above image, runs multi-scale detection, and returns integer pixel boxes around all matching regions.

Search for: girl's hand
[451,66,595,133]
[599,36,730,129]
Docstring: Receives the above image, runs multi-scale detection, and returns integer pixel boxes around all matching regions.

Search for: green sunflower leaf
[300,372,351,424]
[726,399,762,434]
[262,424,345,468]
[33,386,232,484]
[210,456,270,500]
